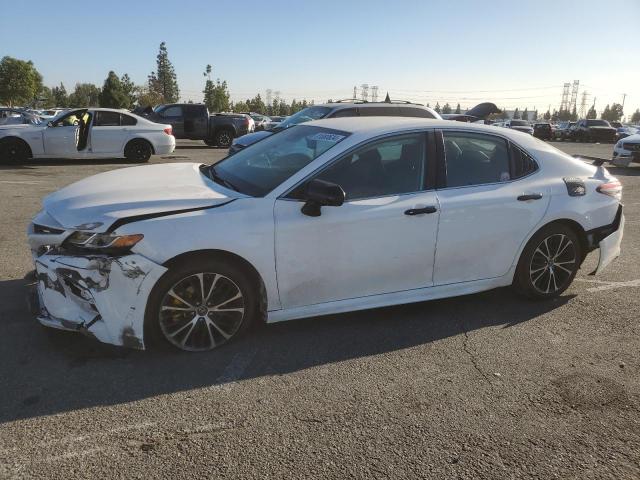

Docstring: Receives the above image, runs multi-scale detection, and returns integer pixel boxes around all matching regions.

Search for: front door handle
[517,193,543,201]
[404,206,437,216]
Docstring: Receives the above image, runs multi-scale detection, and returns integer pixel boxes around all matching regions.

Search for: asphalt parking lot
[0,140,638,479]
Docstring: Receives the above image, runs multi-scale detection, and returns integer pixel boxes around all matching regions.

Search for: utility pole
[265,89,273,108]
[569,80,579,114]
[559,82,570,112]
[371,86,378,102]
[360,84,369,102]
[353,85,357,100]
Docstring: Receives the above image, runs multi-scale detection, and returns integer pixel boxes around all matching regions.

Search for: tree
[52,83,68,107]
[600,104,611,121]
[434,102,441,113]
[441,103,452,114]
[148,42,180,103]
[631,109,640,123]
[522,108,528,121]
[454,103,461,114]
[202,65,231,113]
[601,103,623,122]
[68,83,100,107]
[0,56,43,106]
[513,107,520,119]
[543,109,551,120]
[586,105,597,119]
[247,94,266,114]
[99,71,129,108]
[532,110,538,121]
[136,85,163,108]
[120,73,137,108]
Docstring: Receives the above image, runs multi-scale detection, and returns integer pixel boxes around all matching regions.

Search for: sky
[1,0,639,117]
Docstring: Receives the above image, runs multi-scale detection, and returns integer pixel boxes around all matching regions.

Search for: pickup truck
[145,103,254,148]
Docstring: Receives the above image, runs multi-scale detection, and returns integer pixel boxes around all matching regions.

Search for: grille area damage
[31,254,167,349]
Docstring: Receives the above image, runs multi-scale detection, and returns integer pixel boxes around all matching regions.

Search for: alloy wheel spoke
[550,270,558,292]
[205,320,216,348]
[554,264,574,275]
[179,320,199,347]
[212,291,242,311]
[534,247,549,260]
[168,289,195,309]
[169,317,197,338]
[161,305,194,312]
[204,274,220,304]
[554,258,576,266]
[532,268,548,285]
[207,318,231,340]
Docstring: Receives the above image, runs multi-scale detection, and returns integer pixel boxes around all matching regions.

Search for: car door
[42,111,82,156]
[183,105,208,138]
[274,131,440,309]
[159,105,184,138]
[90,111,126,153]
[433,129,550,285]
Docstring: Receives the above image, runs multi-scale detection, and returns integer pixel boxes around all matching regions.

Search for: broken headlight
[64,232,144,252]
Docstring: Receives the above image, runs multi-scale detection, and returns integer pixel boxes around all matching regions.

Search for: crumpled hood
[43,163,238,232]
[234,129,273,147]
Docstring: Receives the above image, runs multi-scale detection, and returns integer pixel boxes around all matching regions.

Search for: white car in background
[27,117,624,352]
[0,108,175,163]
[612,132,640,166]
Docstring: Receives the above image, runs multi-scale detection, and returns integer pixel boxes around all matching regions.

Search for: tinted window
[330,108,359,118]
[312,134,427,200]
[162,106,182,117]
[399,106,437,118]
[443,131,510,187]
[278,106,331,129]
[121,114,137,126]
[511,145,538,179]
[212,125,348,197]
[184,105,206,118]
[586,120,611,127]
[510,120,528,126]
[358,106,399,116]
[94,111,121,126]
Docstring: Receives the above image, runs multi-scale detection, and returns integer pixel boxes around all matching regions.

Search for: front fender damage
[33,254,167,349]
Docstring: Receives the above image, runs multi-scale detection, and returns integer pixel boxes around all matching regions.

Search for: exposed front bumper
[29,253,167,349]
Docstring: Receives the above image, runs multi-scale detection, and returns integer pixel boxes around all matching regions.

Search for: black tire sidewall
[125,140,152,162]
[144,257,258,351]
[514,224,582,300]
[0,139,28,164]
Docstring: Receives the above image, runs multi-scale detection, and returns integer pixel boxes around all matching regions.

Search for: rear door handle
[517,193,543,201]
[404,206,437,216]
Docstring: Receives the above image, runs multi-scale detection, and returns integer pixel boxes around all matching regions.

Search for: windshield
[208,125,349,197]
[276,106,331,130]
[586,120,611,127]
[510,120,528,126]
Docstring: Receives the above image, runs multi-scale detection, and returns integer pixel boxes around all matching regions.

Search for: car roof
[306,116,545,148]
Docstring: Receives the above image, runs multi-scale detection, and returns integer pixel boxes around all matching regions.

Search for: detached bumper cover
[31,253,167,349]
[588,205,624,275]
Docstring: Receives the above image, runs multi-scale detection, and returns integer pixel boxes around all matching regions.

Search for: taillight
[244,117,250,126]
[596,179,622,200]
[163,126,172,135]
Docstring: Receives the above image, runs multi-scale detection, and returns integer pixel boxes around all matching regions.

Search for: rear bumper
[155,136,175,155]
[28,253,167,349]
[587,205,624,274]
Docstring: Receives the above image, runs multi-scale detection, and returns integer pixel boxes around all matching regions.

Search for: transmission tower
[353,85,357,100]
[569,80,579,113]
[371,86,379,102]
[559,82,570,112]
[579,91,588,118]
[265,89,273,107]
[360,84,369,102]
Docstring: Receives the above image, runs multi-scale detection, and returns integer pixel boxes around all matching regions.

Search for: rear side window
[121,114,137,126]
[94,111,121,126]
[162,106,182,117]
[511,145,538,179]
[330,108,359,118]
[398,106,437,119]
[443,131,511,187]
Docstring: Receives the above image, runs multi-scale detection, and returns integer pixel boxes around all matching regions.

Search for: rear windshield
[510,120,529,126]
[277,106,331,129]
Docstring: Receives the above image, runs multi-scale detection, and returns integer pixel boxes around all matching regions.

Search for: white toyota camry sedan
[27,117,624,352]
[0,108,175,163]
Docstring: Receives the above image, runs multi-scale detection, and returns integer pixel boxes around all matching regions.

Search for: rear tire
[124,139,152,162]
[513,224,582,300]
[215,130,234,149]
[145,257,258,352]
[0,138,29,164]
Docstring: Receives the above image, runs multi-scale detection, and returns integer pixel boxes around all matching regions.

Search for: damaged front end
[27,218,166,349]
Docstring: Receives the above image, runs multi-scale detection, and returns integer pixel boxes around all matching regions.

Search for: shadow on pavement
[0,277,572,424]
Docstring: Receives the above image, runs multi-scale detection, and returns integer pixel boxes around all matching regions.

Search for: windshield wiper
[209,166,240,192]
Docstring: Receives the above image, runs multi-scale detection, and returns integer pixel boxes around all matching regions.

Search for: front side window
[443,131,510,187]
[209,125,348,197]
[94,111,121,126]
[311,133,427,201]
[586,119,611,127]
[162,106,182,117]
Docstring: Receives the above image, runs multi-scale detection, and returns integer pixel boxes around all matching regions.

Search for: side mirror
[301,179,345,217]
[47,121,53,127]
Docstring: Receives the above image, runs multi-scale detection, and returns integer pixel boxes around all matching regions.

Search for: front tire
[124,139,152,162]
[0,138,29,164]
[146,257,257,352]
[513,224,582,299]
